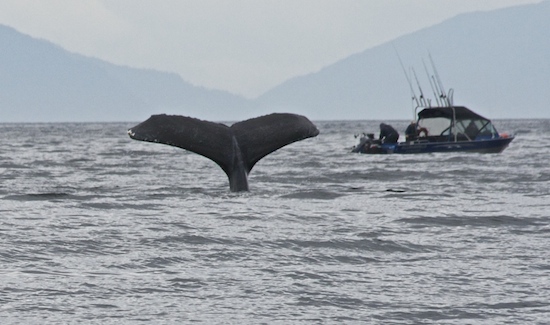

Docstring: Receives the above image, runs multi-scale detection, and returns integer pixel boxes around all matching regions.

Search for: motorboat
[352,56,514,154]
[352,105,514,154]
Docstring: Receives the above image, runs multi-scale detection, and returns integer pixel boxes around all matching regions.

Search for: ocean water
[0,119,549,324]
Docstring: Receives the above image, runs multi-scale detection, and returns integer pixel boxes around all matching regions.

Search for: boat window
[418,117,451,136]
[453,118,495,139]
[455,119,470,134]
[478,122,498,137]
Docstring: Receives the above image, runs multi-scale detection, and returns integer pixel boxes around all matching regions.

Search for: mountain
[0,24,253,122]
[2,1,549,122]
[255,1,550,120]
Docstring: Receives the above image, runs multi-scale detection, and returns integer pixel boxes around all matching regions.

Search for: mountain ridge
[1,1,549,122]
[255,1,550,120]
[0,24,253,122]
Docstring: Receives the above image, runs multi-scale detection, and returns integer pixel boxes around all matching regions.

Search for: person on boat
[464,120,479,140]
[405,121,418,142]
[379,123,399,143]
[405,121,429,141]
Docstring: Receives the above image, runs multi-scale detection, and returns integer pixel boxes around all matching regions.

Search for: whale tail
[128,113,319,191]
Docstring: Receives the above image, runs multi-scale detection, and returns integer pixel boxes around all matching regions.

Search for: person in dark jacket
[405,121,418,142]
[379,123,399,143]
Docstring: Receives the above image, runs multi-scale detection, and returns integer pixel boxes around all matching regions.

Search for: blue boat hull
[378,137,514,154]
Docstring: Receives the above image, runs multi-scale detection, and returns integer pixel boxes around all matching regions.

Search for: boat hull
[355,137,514,154]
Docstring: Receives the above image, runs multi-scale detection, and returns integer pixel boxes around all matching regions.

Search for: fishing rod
[393,45,420,116]
[422,58,441,107]
[431,75,443,106]
[428,52,458,142]
[412,67,427,107]
[429,52,449,106]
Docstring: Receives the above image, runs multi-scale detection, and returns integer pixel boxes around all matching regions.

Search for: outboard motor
[352,133,384,154]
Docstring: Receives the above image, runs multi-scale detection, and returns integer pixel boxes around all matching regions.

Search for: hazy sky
[0,0,541,98]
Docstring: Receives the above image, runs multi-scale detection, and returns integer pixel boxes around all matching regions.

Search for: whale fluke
[128,113,319,192]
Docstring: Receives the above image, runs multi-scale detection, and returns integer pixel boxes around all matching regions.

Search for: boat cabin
[416,106,501,142]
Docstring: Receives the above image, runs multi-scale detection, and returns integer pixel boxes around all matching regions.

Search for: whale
[128,113,319,192]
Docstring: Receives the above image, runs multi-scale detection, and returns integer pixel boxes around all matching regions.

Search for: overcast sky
[0,0,541,98]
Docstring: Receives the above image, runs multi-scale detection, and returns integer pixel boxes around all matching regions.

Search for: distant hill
[2,1,549,122]
[0,24,253,122]
[255,1,550,120]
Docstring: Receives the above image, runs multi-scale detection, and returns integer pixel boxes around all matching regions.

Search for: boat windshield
[418,117,450,136]
[418,116,499,140]
[453,118,498,139]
